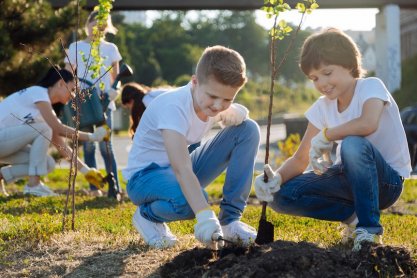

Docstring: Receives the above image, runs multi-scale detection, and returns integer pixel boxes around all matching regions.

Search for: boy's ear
[191,75,198,86]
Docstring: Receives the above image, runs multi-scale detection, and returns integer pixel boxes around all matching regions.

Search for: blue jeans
[127,119,260,225]
[83,109,120,192]
[270,136,403,235]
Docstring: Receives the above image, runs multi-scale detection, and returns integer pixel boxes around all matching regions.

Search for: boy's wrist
[322,127,331,141]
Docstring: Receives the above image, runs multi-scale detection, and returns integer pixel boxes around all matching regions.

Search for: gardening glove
[101,124,111,141]
[88,126,110,142]
[108,88,120,101]
[194,209,224,250]
[80,166,105,189]
[215,103,249,127]
[309,130,333,175]
[254,164,282,203]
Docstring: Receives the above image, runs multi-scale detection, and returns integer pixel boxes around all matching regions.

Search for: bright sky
[255,8,379,31]
[145,8,379,31]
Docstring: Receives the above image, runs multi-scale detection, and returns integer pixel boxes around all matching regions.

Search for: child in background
[123,46,260,249]
[65,10,122,197]
[255,28,411,251]
[121,82,173,137]
[0,66,108,196]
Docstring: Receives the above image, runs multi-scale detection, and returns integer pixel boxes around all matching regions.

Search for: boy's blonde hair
[196,45,247,88]
[300,28,365,78]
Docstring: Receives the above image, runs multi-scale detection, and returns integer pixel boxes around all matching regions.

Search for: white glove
[215,103,248,127]
[194,209,224,250]
[88,126,108,142]
[254,164,282,203]
[309,130,333,175]
[108,88,120,101]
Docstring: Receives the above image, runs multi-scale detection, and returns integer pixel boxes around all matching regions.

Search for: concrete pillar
[375,4,401,92]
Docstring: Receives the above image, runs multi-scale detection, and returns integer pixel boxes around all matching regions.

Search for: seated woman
[0,66,109,196]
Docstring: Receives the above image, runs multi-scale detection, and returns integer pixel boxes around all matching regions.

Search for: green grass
[1,169,417,264]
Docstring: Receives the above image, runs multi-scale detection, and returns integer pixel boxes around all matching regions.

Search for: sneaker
[132,208,177,249]
[339,223,356,244]
[222,221,257,246]
[352,228,382,251]
[23,183,58,197]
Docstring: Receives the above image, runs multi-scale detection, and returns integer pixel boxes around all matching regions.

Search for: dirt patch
[160,240,417,277]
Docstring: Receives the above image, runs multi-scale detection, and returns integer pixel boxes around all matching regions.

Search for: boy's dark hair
[300,28,365,78]
[196,45,247,88]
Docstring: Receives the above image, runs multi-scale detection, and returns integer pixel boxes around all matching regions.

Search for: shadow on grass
[62,247,131,278]
[0,193,129,216]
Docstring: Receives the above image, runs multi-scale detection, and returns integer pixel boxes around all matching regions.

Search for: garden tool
[255,66,275,245]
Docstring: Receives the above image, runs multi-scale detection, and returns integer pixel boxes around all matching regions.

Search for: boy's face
[307,63,356,101]
[191,75,239,120]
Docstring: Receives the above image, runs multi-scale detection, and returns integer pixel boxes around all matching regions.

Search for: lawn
[0,169,416,277]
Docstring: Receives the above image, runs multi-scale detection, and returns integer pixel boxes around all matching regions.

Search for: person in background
[65,10,122,197]
[0,66,109,196]
[254,28,411,251]
[123,46,260,249]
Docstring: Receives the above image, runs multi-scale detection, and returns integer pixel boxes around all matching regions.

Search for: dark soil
[160,240,417,277]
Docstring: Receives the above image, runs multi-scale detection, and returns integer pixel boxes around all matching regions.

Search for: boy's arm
[325,98,385,141]
[277,122,319,183]
[161,129,210,213]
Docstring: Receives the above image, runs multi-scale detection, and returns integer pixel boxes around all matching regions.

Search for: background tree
[0,0,78,96]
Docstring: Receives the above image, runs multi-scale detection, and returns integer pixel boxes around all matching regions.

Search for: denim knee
[240,119,261,145]
[341,136,372,164]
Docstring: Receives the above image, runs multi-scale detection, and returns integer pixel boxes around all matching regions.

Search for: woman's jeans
[82,109,120,192]
[127,119,260,226]
[0,122,55,184]
[270,136,404,235]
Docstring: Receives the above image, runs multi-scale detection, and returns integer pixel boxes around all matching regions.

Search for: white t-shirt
[122,83,214,180]
[142,89,169,107]
[0,86,50,128]
[65,40,122,110]
[305,77,411,178]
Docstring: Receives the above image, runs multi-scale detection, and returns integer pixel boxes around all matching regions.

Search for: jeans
[82,109,120,192]
[0,122,55,183]
[127,119,260,225]
[270,136,404,235]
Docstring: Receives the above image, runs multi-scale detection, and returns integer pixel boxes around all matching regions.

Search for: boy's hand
[80,166,105,189]
[309,130,333,175]
[194,209,224,250]
[215,104,248,127]
[254,164,282,202]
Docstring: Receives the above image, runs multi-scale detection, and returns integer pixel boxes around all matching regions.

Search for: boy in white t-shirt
[254,28,411,251]
[123,46,260,249]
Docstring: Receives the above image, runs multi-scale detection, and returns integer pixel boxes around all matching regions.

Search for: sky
[142,8,379,32]
[255,8,379,31]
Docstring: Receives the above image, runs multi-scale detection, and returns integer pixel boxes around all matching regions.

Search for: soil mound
[160,240,417,277]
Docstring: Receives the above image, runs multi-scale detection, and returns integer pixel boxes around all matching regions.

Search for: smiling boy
[123,45,260,249]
